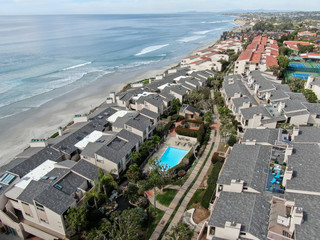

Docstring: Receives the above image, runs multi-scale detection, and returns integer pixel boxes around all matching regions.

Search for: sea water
[0,13,236,120]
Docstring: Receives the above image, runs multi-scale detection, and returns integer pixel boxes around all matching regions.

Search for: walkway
[150,126,220,239]
[149,90,221,240]
[164,131,220,239]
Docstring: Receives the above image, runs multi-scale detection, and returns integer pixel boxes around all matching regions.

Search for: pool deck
[144,135,193,172]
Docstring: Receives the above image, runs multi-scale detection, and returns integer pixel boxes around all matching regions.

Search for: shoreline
[0,20,243,167]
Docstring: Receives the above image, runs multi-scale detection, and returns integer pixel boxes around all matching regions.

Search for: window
[40,218,49,224]
[245,120,249,126]
[25,213,33,217]
[97,159,104,163]
[36,202,44,211]
[283,230,290,237]
[209,227,215,235]
[316,114,320,119]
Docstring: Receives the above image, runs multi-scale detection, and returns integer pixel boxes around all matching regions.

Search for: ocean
[0,13,236,121]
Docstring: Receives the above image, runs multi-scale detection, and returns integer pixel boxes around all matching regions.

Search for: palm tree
[85,185,104,209]
[99,172,118,196]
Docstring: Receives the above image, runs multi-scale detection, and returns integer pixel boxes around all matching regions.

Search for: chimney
[277,102,285,113]
[282,166,293,187]
[254,84,259,94]
[284,145,293,163]
[265,92,271,101]
[305,76,314,89]
[58,126,63,136]
[110,92,116,103]
[292,127,299,140]
[292,207,304,226]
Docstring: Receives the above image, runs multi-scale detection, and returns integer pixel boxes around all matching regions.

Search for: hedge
[201,161,224,209]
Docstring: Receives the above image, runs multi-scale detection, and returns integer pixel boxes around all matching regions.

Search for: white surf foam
[193,30,212,35]
[62,61,92,71]
[178,35,205,43]
[135,44,169,56]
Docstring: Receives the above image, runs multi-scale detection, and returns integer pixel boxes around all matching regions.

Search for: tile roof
[266,55,279,67]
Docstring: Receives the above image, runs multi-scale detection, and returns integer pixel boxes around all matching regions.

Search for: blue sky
[0,0,318,15]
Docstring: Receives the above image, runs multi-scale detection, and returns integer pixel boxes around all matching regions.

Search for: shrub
[227,135,237,146]
[201,161,224,209]
[211,152,225,164]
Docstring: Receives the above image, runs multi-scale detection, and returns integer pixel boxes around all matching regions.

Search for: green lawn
[145,205,164,239]
[187,188,206,209]
[156,189,178,207]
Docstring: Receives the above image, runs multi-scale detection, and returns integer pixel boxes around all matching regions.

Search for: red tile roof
[250,52,261,63]
[270,49,279,57]
[237,49,252,61]
[270,44,279,50]
[183,55,198,60]
[266,55,278,67]
[284,41,313,46]
[298,31,316,37]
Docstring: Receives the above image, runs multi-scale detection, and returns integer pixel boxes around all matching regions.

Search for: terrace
[266,147,286,194]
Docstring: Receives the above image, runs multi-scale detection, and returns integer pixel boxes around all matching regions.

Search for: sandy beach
[0,19,244,166]
[0,62,176,166]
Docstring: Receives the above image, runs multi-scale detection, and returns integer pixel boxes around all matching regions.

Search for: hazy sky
[0,0,318,15]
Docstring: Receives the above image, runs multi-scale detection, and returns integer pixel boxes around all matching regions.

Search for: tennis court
[288,62,306,68]
[292,73,311,80]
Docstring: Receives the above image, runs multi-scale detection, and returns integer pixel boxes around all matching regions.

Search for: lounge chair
[183,142,187,146]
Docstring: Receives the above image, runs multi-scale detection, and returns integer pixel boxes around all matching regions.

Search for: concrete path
[149,127,220,240]
[164,131,220,238]
[149,90,221,240]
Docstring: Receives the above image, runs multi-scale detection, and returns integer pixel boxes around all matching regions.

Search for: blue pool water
[159,147,188,168]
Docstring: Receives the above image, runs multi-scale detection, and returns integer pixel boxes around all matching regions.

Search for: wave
[135,44,169,56]
[202,20,230,24]
[178,35,205,43]
[62,61,92,71]
[0,108,31,120]
[193,30,212,35]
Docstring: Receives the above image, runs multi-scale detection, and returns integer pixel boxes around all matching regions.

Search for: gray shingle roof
[56,172,87,195]
[52,121,104,155]
[223,75,248,98]
[72,159,99,181]
[8,147,64,177]
[293,126,320,143]
[208,191,270,240]
[34,186,75,215]
[248,71,277,92]
[179,104,201,114]
[243,128,280,145]
[137,94,164,107]
[125,114,151,132]
[285,192,320,240]
[218,144,272,193]
[168,85,189,96]
[17,180,48,204]
[240,106,272,120]
[95,129,141,163]
[303,102,320,114]
[286,144,320,193]
[140,108,159,120]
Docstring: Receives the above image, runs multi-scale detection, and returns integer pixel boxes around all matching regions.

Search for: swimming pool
[159,147,188,168]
